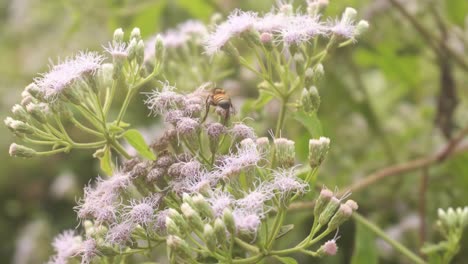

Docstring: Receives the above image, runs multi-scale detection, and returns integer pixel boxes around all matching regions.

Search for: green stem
[266,208,286,249]
[36,147,69,156]
[109,138,131,159]
[353,212,427,264]
[274,98,288,137]
[71,117,104,137]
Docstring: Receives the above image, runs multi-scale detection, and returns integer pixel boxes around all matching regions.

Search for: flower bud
[355,20,370,37]
[25,83,44,101]
[9,143,37,158]
[279,3,293,16]
[26,103,49,123]
[301,86,320,113]
[223,43,240,60]
[327,203,353,231]
[305,67,315,87]
[256,137,270,155]
[113,28,124,44]
[130,27,141,41]
[181,203,204,231]
[166,217,181,236]
[274,138,295,168]
[345,199,358,211]
[136,40,145,66]
[127,38,138,61]
[182,193,194,206]
[223,208,236,234]
[193,194,214,219]
[308,137,330,168]
[318,197,340,226]
[4,117,34,134]
[11,104,29,121]
[318,239,338,257]
[314,64,324,80]
[260,32,273,46]
[314,188,334,218]
[203,224,216,252]
[154,35,165,65]
[342,7,357,22]
[168,209,188,234]
[167,235,191,259]
[214,218,227,245]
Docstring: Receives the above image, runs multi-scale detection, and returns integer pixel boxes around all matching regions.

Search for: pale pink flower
[35,51,103,101]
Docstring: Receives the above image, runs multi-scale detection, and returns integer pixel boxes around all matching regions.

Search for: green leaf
[351,221,378,264]
[272,256,298,264]
[99,147,113,175]
[123,129,156,160]
[293,110,323,138]
[241,90,273,115]
[275,224,294,240]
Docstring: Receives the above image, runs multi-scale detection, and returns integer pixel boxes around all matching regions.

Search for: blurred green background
[1,0,468,263]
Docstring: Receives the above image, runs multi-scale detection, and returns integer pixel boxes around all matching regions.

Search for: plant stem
[352,212,427,264]
[274,98,288,137]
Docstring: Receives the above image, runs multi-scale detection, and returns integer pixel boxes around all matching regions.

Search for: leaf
[123,129,156,160]
[293,110,323,138]
[351,221,378,264]
[275,224,294,240]
[241,90,273,115]
[446,0,468,26]
[272,256,298,264]
[99,147,113,175]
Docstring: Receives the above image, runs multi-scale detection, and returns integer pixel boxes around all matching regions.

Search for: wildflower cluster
[5,27,164,171]
[6,1,368,263]
[422,207,468,264]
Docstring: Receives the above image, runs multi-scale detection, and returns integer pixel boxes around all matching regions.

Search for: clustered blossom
[34,51,104,101]
[48,230,82,264]
[205,6,368,54]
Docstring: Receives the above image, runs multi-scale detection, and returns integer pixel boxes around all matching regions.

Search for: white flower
[35,51,104,101]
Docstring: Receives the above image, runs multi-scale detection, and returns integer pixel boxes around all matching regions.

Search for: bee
[202,88,234,124]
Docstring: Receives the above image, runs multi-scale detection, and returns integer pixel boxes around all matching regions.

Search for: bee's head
[212,88,226,94]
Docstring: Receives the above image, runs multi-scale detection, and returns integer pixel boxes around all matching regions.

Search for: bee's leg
[201,98,211,123]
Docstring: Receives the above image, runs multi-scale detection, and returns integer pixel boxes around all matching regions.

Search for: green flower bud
[9,143,37,158]
[168,208,188,235]
[327,203,353,231]
[130,27,141,41]
[166,217,181,236]
[26,103,49,123]
[182,193,194,206]
[318,197,340,226]
[136,40,145,66]
[301,86,321,113]
[223,208,236,234]
[214,218,227,245]
[308,137,330,168]
[25,83,44,101]
[12,104,29,121]
[274,138,295,168]
[154,35,165,66]
[193,194,214,219]
[305,67,315,87]
[127,38,138,61]
[203,224,216,252]
[4,117,34,134]
[314,188,334,218]
[113,28,124,44]
[355,20,369,37]
[181,203,204,231]
[342,7,357,22]
[314,64,324,80]
[167,235,191,259]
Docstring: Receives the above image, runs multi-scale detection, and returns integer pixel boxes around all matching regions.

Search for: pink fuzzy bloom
[144,81,184,115]
[35,51,103,101]
[105,221,135,246]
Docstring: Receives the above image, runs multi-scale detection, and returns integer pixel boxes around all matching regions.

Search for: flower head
[145,82,184,115]
[35,51,104,101]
